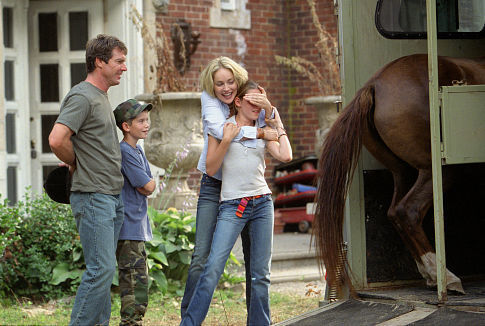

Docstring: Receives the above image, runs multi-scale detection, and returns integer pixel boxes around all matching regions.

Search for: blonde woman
[181,57,277,318]
[181,80,292,326]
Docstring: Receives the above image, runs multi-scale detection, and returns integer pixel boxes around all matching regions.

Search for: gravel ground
[270,280,325,298]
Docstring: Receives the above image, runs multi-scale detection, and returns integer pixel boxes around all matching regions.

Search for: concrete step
[231,233,323,284]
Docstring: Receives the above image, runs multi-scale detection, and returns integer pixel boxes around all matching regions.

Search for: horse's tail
[313,84,375,296]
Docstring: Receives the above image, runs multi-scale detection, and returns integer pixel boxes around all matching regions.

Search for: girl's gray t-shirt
[219,116,272,201]
[56,81,123,194]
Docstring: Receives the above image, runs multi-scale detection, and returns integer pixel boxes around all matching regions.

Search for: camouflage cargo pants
[116,240,149,326]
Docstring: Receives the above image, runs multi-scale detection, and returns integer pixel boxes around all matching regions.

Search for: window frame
[375,0,485,39]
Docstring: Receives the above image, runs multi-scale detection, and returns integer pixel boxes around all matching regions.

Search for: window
[376,0,485,39]
[39,12,58,51]
[40,64,59,102]
[221,0,236,11]
[70,63,86,87]
[41,115,58,153]
[6,113,15,154]
[4,60,14,101]
[7,166,17,205]
[210,0,250,29]
[69,12,88,51]
[3,7,13,48]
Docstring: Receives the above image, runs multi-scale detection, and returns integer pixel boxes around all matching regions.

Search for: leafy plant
[0,191,82,300]
[145,207,195,293]
[0,190,241,301]
[146,207,243,294]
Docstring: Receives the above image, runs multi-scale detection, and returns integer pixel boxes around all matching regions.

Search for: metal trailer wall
[337,0,485,290]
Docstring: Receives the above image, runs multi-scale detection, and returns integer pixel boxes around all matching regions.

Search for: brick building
[0,0,338,204]
[146,0,339,192]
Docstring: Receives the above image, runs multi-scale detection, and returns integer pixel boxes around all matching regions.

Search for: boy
[114,99,155,326]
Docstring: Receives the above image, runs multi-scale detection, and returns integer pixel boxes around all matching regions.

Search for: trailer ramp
[276,281,485,325]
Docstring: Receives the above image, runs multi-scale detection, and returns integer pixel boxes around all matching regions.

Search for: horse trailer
[278,1,485,324]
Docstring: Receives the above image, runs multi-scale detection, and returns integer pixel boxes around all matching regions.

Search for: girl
[181,57,277,318]
[181,80,292,326]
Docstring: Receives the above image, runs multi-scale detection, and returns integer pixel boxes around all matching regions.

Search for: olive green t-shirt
[56,81,123,194]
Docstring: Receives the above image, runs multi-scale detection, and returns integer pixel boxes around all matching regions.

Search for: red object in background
[274,190,316,208]
[274,206,313,234]
[272,156,318,233]
[273,169,318,187]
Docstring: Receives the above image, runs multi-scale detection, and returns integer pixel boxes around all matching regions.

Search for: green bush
[145,207,195,294]
[0,193,197,300]
[0,191,81,300]
[146,207,243,294]
[0,191,241,301]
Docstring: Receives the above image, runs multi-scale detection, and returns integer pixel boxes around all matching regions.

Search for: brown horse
[314,54,485,295]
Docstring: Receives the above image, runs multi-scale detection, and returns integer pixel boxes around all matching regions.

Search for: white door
[3,0,29,204]
[28,0,103,193]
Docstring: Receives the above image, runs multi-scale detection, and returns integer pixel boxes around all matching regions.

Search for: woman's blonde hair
[199,56,248,97]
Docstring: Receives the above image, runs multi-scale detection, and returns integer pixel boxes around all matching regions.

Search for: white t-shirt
[197,91,269,180]
[219,116,272,201]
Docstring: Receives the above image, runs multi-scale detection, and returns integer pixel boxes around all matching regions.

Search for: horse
[313,53,485,296]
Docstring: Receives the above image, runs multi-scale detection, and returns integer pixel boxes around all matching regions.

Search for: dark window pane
[7,166,17,205]
[6,113,15,154]
[40,64,59,102]
[42,165,58,185]
[39,12,58,52]
[69,12,88,51]
[376,0,485,39]
[71,63,86,87]
[41,115,58,153]
[3,7,13,48]
[4,60,14,101]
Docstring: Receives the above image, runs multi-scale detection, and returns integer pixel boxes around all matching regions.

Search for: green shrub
[0,191,241,301]
[146,207,195,293]
[146,207,243,294]
[0,191,81,300]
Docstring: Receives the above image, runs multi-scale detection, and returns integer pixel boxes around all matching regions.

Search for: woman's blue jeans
[181,174,252,318]
[69,192,124,326]
[181,195,274,326]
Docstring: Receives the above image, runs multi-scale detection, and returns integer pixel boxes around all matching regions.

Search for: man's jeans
[181,195,274,326]
[181,174,252,318]
[69,192,124,326]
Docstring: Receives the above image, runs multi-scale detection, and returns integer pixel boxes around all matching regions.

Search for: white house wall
[0,0,143,203]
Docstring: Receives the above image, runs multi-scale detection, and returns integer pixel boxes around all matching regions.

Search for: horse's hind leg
[389,168,464,294]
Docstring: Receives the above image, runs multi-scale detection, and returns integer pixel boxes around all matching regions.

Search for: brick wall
[151,0,338,192]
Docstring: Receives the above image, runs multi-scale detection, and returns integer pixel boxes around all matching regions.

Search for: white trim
[221,0,236,11]
[210,0,251,30]
[28,0,103,193]
[105,0,144,105]
[1,0,30,202]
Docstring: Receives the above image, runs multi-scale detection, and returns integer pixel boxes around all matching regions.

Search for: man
[49,34,127,326]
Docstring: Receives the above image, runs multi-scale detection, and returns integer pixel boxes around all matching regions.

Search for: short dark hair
[85,34,127,73]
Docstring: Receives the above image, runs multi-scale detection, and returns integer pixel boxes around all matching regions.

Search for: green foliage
[0,191,242,301]
[0,191,81,300]
[146,207,195,293]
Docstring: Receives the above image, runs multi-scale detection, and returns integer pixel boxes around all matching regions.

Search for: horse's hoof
[447,281,465,294]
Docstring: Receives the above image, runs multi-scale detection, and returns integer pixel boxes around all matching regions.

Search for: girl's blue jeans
[181,174,252,318]
[181,194,274,326]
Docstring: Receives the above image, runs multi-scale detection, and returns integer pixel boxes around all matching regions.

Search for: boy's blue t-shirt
[119,141,153,241]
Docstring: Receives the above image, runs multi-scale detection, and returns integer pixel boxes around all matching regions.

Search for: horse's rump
[314,53,485,294]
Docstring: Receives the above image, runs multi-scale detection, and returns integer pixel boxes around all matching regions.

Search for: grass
[0,285,322,325]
